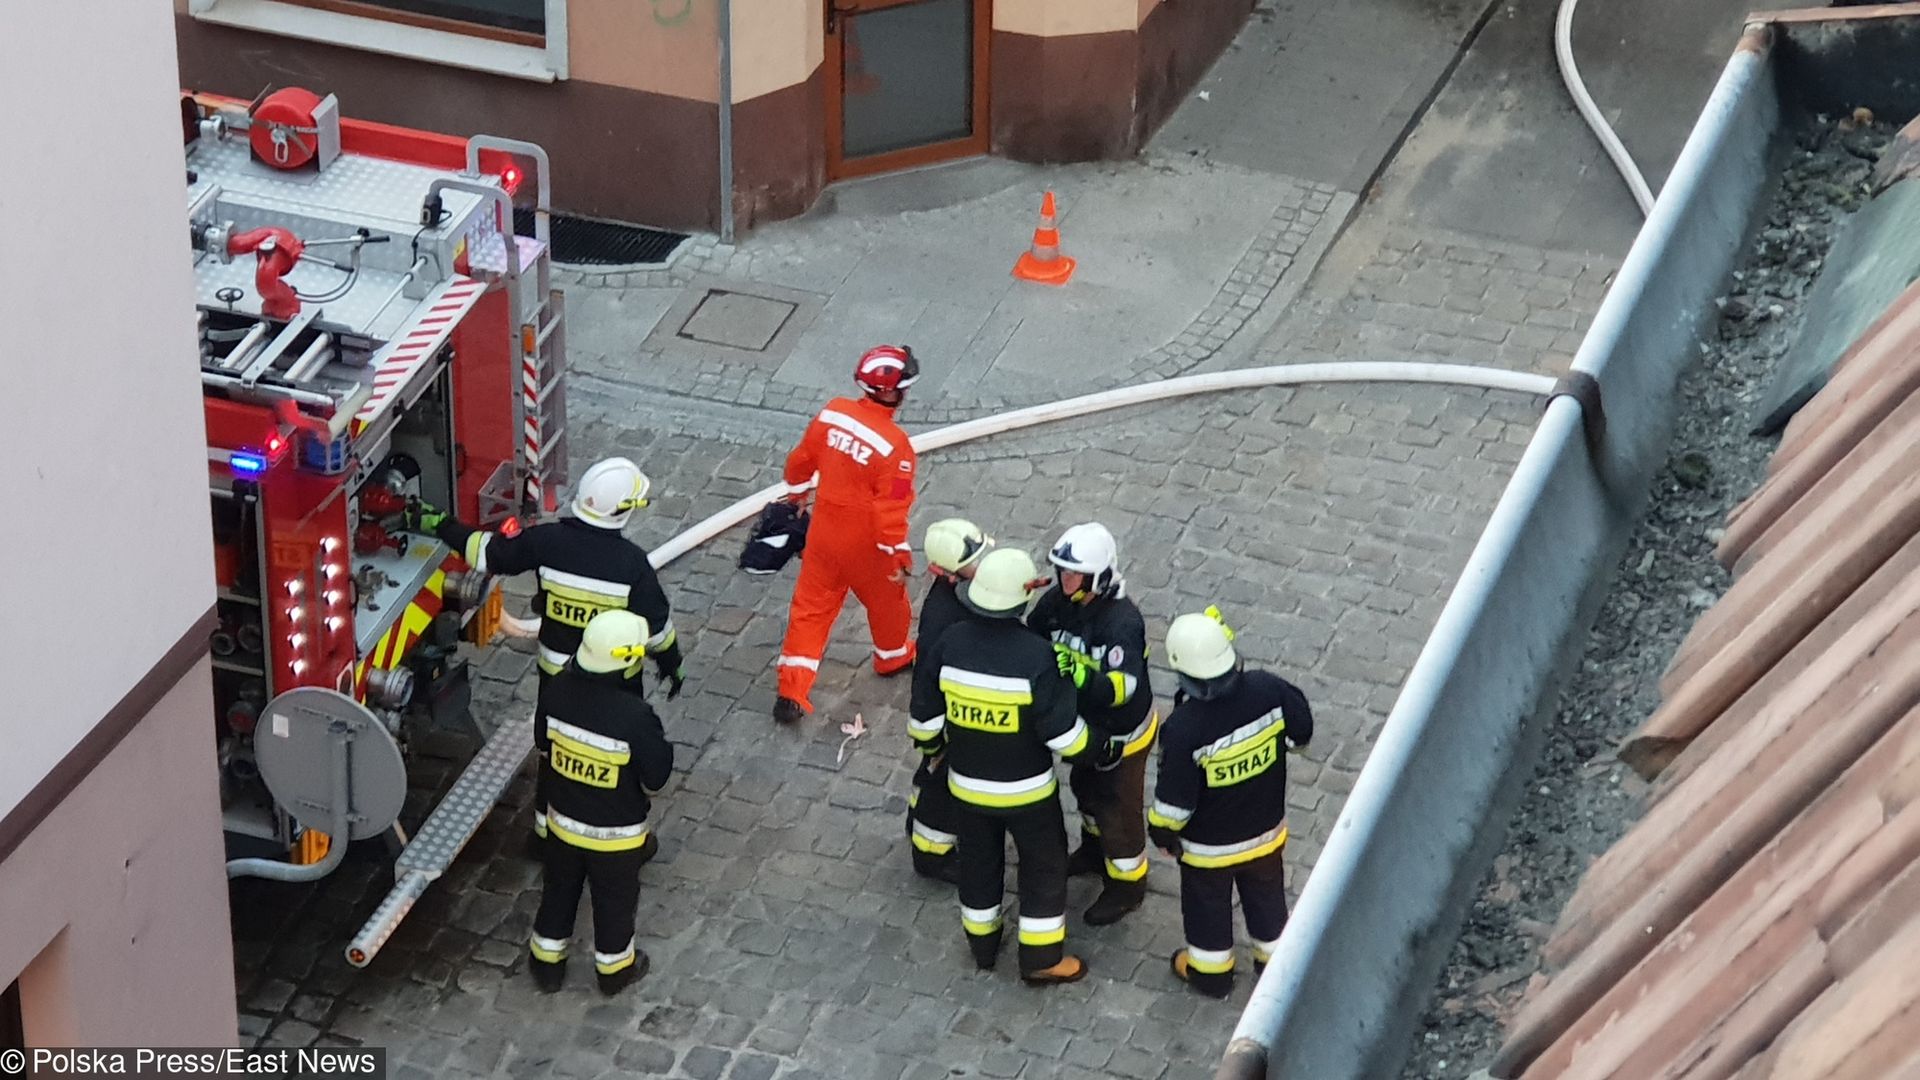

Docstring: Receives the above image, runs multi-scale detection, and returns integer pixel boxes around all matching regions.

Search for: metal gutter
[1217,22,1783,1080]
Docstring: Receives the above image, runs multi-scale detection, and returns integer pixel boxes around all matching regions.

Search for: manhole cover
[513,209,687,266]
[678,290,798,351]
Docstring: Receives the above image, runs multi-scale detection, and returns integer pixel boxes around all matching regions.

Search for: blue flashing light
[230,451,269,475]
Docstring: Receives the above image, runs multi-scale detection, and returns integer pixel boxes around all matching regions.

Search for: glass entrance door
[826,0,991,179]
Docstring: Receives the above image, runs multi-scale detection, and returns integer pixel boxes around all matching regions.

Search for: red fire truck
[187,87,567,965]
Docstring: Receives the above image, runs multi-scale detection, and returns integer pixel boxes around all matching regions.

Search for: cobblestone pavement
[226,75,1628,1080]
[229,336,1573,1080]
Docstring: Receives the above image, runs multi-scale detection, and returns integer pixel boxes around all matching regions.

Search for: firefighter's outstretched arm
[413,503,543,576]
[782,418,823,495]
[630,565,686,699]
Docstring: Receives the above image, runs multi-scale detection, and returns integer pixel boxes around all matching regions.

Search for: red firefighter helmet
[854,345,920,404]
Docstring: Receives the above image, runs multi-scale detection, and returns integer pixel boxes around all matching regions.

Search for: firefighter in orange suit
[772,345,922,724]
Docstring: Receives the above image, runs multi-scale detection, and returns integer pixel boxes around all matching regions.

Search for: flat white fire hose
[1557,0,1656,216]
[638,362,1558,572]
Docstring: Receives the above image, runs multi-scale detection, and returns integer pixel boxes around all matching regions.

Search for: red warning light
[501,516,523,538]
[266,433,286,457]
[501,166,523,195]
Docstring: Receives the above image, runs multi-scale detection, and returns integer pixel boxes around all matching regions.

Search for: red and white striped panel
[354,276,488,430]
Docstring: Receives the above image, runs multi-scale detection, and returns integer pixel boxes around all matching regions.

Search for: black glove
[1091,736,1125,771]
[1149,824,1181,858]
[665,668,686,701]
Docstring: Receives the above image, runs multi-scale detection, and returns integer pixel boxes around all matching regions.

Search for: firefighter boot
[912,849,961,885]
[1065,836,1103,877]
[596,951,650,996]
[967,928,1002,971]
[1083,878,1147,926]
[1021,955,1088,987]
[1172,949,1234,999]
[530,957,566,994]
[773,697,806,726]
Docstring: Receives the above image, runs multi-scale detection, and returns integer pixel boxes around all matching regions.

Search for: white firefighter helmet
[924,518,993,575]
[578,610,650,674]
[961,548,1043,617]
[1166,610,1237,681]
[1048,522,1120,599]
[573,457,651,529]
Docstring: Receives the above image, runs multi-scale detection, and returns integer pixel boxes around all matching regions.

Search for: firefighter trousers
[907,755,961,878]
[1179,846,1289,992]
[530,837,648,976]
[1069,749,1151,885]
[777,514,914,710]
[955,794,1070,975]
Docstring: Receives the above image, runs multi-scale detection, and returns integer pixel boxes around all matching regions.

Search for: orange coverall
[777,396,918,710]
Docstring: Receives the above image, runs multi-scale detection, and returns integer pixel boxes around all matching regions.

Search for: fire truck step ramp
[345,712,533,967]
[514,209,687,266]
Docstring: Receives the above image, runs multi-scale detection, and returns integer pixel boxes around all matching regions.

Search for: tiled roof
[1488,112,1920,1080]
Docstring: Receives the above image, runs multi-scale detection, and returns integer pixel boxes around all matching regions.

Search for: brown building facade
[174,0,1252,233]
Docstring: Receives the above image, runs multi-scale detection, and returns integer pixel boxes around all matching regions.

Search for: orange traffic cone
[1013,191,1076,286]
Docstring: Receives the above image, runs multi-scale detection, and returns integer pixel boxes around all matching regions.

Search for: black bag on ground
[740,500,809,574]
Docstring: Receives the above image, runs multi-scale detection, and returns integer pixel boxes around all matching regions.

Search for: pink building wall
[0,662,236,1045]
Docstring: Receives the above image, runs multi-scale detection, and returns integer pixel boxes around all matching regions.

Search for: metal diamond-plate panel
[393,712,533,876]
[188,138,483,229]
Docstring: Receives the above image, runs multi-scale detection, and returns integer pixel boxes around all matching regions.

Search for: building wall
[174,1,727,229]
[174,0,1246,231]
[992,0,1254,162]
[0,664,235,1046]
[1,0,236,1047]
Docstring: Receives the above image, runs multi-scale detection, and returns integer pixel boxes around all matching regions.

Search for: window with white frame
[188,0,568,82]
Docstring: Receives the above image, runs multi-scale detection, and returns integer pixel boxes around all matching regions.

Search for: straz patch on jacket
[1203,735,1278,787]
[547,718,632,790]
[939,669,1033,733]
[1196,712,1287,788]
[538,570,632,629]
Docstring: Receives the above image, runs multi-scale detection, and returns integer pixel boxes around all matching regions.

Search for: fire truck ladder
[521,289,567,517]
[346,711,532,967]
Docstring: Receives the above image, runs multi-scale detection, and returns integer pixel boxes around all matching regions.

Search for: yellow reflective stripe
[1148,801,1192,830]
[1186,947,1236,974]
[529,935,568,962]
[1194,710,1286,765]
[1180,825,1289,869]
[1107,671,1129,706]
[963,905,1003,936]
[908,714,946,743]
[1123,711,1160,757]
[1105,855,1149,882]
[910,832,955,855]
[948,770,1057,808]
[1047,718,1090,756]
[938,666,1033,705]
[1018,915,1066,946]
[594,943,637,974]
[1251,937,1282,963]
[465,532,489,570]
[647,621,677,650]
[547,718,631,759]
[548,812,652,852]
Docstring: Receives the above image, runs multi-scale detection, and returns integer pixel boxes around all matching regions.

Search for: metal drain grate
[514,210,688,266]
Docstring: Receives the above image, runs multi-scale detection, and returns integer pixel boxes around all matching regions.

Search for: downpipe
[225,720,354,882]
